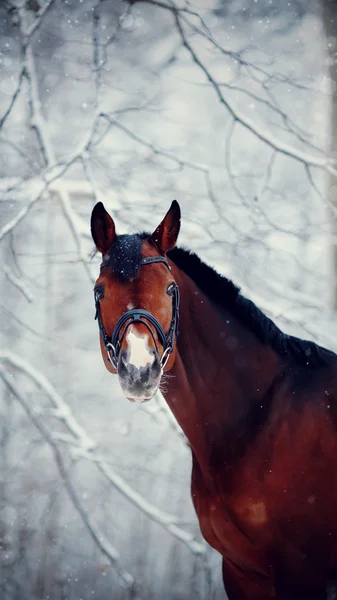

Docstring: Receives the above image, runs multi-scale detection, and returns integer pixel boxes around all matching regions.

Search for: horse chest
[191,466,269,570]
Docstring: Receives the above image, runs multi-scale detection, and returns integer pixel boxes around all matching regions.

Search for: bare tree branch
[0,351,206,555]
[0,366,138,596]
[0,262,34,303]
[127,0,337,176]
[0,67,25,132]
[22,0,57,40]
[100,113,208,173]
[57,185,95,283]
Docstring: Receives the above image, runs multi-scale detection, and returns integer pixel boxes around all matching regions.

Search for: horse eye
[166,282,175,296]
[94,285,104,301]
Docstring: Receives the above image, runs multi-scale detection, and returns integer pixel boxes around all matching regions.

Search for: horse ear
[150,200,181,253]
[91,202,116,255]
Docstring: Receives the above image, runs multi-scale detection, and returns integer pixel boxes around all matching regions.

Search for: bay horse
[90,200,337,599]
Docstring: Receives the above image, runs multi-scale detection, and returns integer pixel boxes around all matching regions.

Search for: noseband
[94,255,180,370]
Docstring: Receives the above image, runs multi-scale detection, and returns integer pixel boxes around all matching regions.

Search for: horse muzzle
[117,350,162,403]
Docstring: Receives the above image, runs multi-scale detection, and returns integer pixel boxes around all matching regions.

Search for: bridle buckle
[106,342,118,369]
[160,345,173,369]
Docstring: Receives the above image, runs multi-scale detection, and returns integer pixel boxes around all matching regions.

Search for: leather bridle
[94,255,180,370]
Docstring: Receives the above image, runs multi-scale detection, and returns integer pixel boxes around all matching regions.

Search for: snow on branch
[127,0,337,176]
[173,13,335,171]
[57,185,95,283]
[0,182,48,242]
[2,0,333,253]
[1,262,34,303]
[23,44,55,166]
[0,67,25,132]
[10,9,97,282]
[0,351,205,556]
[95,460,204,554]
[0,365,138,597]
[100,113,208,173]
[21,0,57,41]
[0,352,95,450]
[0,164,73,243]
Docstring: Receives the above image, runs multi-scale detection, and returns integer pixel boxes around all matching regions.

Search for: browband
[100,255,171,272]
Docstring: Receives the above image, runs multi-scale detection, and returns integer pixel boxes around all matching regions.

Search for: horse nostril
[152,355,161,377]
[139,363,152,384]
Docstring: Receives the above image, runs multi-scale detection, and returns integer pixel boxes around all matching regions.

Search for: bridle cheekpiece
[94,255,180,370]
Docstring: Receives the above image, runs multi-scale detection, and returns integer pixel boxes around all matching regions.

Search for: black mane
[168,246,336,368]
[104,234,336,368]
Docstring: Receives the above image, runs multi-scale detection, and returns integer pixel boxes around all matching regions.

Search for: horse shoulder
[191,455,271,573]
[190,455,224,553]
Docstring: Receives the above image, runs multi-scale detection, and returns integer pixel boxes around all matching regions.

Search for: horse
[90,200,337,599]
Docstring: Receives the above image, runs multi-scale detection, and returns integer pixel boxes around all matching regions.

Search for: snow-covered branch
[173,12,334,171]
[1,262,34,303]
[0,365,138,596]
[58,185,95,283]
[100,113,208,173]
[0,67,25,132]
[0,351,205,556]
[22,0,57,40]
[128,0,337,176]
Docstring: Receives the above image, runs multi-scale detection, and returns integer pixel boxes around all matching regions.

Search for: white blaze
[126,328,154,369]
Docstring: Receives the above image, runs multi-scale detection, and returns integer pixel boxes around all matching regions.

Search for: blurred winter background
[1,0,337,598]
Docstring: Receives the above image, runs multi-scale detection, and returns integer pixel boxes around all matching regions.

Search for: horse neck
[165,267,281,483]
